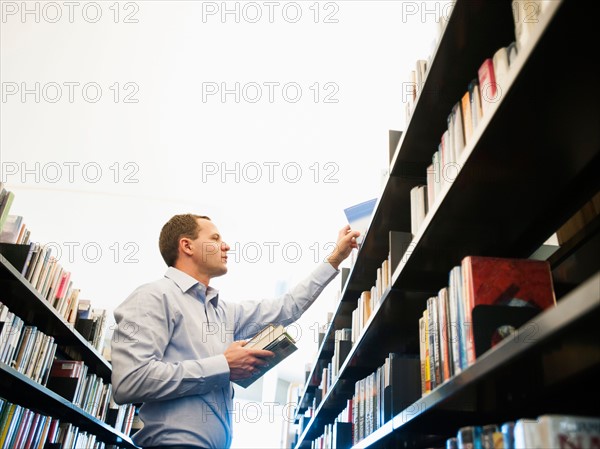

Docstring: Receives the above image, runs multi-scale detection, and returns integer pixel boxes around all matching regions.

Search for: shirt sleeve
[111,286,230,405]
[232,261,339,340]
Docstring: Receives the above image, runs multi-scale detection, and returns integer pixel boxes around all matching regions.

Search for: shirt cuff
[195,354,230,390]
[315,260,340,283]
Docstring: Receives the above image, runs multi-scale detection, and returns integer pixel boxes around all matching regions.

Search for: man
[111,214,359,449]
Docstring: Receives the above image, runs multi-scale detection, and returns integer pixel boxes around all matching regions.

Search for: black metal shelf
[294,286,429,449]
[0,254,113,382]
[0,251,137,446]
[295,0,600,447]
[0,362,136,448]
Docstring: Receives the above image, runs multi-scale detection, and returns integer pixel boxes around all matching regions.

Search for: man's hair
[159,214,211,266]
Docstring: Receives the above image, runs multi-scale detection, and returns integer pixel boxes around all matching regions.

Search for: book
[469,79,483,131]
[343,198,377,246]
[46,360,86,402]
[233,324,298,388]
[461,256,556,365]
[493,46,510,96]
[0,215,22,244]
[514,415,600,448]
[461,91,473,145]
[478,58,497,117]
[0,188,15,233]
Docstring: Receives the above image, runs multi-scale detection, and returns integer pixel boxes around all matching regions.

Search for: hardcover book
[514,415,600,449]
[233,324,297,388]
[461,256,556,365]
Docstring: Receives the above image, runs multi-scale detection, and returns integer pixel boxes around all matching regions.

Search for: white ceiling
[1,1,442,384]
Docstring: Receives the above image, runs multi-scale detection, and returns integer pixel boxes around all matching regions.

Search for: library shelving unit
[293,0,599,448]
[0,253,137,448]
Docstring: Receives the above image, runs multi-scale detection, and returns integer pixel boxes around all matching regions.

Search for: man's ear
[179,237,194,256]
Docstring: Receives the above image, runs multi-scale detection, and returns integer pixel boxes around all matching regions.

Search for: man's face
[189,218,230,278]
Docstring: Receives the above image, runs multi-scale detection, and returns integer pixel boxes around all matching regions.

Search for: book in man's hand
[233,324,297,388]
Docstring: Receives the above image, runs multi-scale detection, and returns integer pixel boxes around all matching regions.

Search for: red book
[47,360,85,402]
[54,271,71,302]
[461,256,556,365]
[12,408,33,449]
[49,360,84,378]
[23,412,41,449]
[46,416,60,442]
[477,58,497,117]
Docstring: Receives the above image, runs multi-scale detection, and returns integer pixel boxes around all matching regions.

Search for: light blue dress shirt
[111,262,338,448]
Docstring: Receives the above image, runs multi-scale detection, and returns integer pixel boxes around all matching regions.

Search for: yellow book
[424,309,431,394]
[0,403,18,446]
[461,91,473,144]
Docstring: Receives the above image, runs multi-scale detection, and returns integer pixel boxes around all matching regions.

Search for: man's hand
[327,225,361,270]
[224,340,275,381]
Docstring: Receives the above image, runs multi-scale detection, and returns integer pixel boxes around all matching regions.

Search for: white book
[452,102,465,162]
[0,309,15,363]
[38,256,57,297]
[12,325,34,371]
[24,330,45,378]
[29,244,49,286]
[24,243,42,282]
[46,264,64,304]
[3,315,23,365]
[17,327,38,373]
[34,253,51,292]
[493,47,510,97]
[514,415,600,449]
[40,340,58,386]
[31,334,51,383]
[0,215,22,243]
[512,1,542,50]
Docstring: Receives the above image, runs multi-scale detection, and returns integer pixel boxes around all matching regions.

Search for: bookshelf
[0,253,137,447]
[293,1,599,448]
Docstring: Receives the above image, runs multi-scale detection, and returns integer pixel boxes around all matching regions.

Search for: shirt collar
[165,266,220,306]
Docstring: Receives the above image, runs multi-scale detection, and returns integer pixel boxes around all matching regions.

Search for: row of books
[407,2,558,242]
[18,241,82,322]
[75,300,109,354]
[47,360,111,418]
[351,354,420,444]
[404,58,429,127]
[0,302,58,386]
[311,353,421,447]
[403,0,552,132]
[299,240,406,428]
[0,184,30,247]
[0,303,132,435]
[313,255,393,410]
[403,0,455,128]
[46,359,135,435]
[4,243,108,355]
[0,214,31,246]
[0,397,119,449]
[410,39,519,236]
[419,256,556,396]
[350,255,391,344]
[315,328,352,403]
[446,414,600,449]
[310,402,352,449]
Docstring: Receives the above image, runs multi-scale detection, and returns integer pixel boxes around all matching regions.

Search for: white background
[1,0,445,445]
